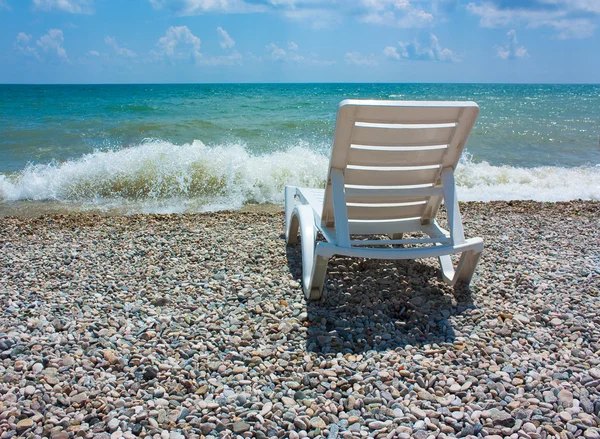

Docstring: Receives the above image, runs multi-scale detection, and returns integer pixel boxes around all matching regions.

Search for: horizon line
[1,81,599,86]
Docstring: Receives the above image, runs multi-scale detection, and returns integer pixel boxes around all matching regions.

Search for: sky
[0,0,599,83]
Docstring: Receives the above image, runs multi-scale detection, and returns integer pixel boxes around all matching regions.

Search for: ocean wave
[0,140,329,212]
[455,155,600,202]
[0,140,598,213]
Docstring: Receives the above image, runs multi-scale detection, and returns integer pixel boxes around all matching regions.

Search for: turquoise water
[1,83,599,213]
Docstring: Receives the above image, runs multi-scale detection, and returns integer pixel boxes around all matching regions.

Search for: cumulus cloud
[266,43,287,61]
[217,27,234,49]
[496,29,528,59]
[32,0,94,14]
[345,51,377,66]
[15,29,69,61]
[36,28,68,60]
[104,37,137,57]
[149,25,248,65]
[266,42,335,64]
[153,25,202,60]
[15,32,40,59]
[384,34,460,62]
[383,45,400,60]
[467,0,597,39]
[16,32,32,44]
[88,49,100,56]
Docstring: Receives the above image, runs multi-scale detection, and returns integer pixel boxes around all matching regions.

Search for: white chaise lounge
[285,100,483,300]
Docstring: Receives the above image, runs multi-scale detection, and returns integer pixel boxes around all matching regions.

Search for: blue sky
[1,0,599,83]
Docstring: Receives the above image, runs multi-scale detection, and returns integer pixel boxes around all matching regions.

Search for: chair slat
[347,203,426,220]
[351,125,456,147]
[344,167,441,187]
[347,218,424,235]
[347,145,447,167]
[350,237,451,246]
[345,195,428,205]
[344,186,444,199]
[354,104,463,124]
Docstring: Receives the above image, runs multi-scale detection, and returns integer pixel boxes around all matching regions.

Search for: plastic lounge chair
[285,100,483,300]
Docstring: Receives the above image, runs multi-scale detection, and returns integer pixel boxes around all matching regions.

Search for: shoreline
[0,199,598,218]
[0,200,599,438]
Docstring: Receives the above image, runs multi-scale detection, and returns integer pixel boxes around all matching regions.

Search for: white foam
[0,140,598,213]
[0,140,329,212]
[455,155,600,202]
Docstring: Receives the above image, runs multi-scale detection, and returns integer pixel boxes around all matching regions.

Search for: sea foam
[0,140,598,213]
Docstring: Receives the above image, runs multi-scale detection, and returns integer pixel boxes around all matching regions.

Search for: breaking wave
[0,140,598,214]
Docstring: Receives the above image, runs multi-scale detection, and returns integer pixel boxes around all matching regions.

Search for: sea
[1,83,599,215]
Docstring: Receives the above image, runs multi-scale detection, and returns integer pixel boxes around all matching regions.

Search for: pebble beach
[0,200,599,439]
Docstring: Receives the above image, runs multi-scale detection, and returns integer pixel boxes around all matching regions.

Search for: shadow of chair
[286,243,475,354]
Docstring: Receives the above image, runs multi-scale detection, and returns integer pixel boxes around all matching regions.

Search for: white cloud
[217,27,235,49]
[17,32,32,44]
[148,0,265,15]
[172,0,340,24]
[266,43,287,61]
[360,0,435,28]
[385,34,460,62]
[345,51,377,66]
[32,0,94,14]
[383,45,400,60]
[15,29,69,61]
[151,25,246,66]
[153,25,202,60]
[540,0,600,14]
[88,50,100,56]
[266,42,334,64]
[146,0,450,29]
[36,28,68,60]
[466,1,597,39]
[534,18,596,39]
[281,7,341,29]
[496,29,528,59]
[105,36,137,57]
[15,32,40,59]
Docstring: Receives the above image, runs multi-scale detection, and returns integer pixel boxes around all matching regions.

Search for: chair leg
[285,186,298,245]
[306,249,329,300]
[287,204,328,300]
[286,210,300,245]
[439,250,482,286]
[455,250,482,285]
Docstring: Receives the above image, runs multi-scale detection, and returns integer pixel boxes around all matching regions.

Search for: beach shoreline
[0,200,599,438]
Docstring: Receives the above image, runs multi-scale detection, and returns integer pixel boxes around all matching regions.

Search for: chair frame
[285,100,484,300]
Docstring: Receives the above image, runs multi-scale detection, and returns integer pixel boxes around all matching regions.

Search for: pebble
[310,417,327,429]
[585,428,600,439]
[16,418,34,432]
[411,407,426,419]
[0,203,597,439]
[558,389,574,408]
[232,422,251,433]
[24,385,36,396]
[107,419,120,432]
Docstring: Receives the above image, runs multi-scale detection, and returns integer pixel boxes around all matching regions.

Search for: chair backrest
[321,100,479,233]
